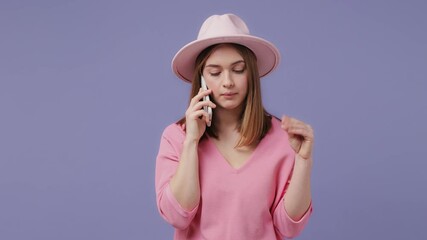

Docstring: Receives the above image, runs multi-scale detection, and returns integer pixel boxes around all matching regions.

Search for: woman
[156,14,314,240]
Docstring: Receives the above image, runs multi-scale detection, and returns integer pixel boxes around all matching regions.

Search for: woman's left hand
[281,116,314,161]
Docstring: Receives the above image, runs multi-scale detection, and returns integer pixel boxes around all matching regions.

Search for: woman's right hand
[185,88,216,142]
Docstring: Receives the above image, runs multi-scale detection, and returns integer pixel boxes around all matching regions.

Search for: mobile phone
[201,76,213,125]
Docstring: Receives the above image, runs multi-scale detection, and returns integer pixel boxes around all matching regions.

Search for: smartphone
[201,76,213,125]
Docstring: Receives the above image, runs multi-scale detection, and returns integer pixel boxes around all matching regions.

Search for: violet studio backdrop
[0,0,426,239]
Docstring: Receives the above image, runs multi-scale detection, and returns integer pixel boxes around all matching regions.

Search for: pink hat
[171,13,281,83]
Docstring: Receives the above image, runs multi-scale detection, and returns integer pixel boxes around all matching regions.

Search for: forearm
[169,138,200,211]
[283,155,312,221]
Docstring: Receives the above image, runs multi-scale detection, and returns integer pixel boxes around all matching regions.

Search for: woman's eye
[234,69,245,73]
[209,72,220,76]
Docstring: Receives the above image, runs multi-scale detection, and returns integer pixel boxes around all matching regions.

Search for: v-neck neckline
[206,135,265,173]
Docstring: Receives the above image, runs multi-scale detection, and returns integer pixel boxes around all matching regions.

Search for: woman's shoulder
[259,115,294,154]
[270,115,281,126]
[161,122,186,142]
[266,115,290,139]
[268,115,283,132]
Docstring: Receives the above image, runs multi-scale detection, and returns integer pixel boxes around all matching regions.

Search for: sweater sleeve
[272,170,313,239]
[155,124,199,230]
[273,196,313,238]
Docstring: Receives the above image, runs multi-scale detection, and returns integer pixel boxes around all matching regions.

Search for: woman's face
[202,44,248,111]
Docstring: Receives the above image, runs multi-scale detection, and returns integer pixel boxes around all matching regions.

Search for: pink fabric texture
[155,118,312,239]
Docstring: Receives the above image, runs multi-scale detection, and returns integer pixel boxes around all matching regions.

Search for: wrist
[183,137,199,146]
[294,154,313,170]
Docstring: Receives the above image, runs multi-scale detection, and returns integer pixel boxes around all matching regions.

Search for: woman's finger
[189,88,212,107]
[288,133,303,153]
[281,115,314,159]
[192,100,216,112]
[281,115,308,129]
[286,126,314,140]
[299,138,313,159]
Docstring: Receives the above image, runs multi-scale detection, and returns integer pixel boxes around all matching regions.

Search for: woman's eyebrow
[205,60,245,68]
[231,60,245,66]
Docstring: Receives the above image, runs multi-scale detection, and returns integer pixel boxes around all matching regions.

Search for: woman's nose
[222,72,234,88]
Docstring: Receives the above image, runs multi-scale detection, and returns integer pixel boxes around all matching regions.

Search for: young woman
[156,14,314,240]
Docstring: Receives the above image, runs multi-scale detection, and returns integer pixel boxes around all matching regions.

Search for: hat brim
[171,34,281,83]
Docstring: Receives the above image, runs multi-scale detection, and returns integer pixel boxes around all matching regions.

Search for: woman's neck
[212,105,255,150]
[213,105,243,133]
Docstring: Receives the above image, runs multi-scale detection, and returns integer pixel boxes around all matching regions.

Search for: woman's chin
[215,103,244,112]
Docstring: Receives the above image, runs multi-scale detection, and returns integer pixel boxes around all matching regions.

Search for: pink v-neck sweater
[155,118,312,239]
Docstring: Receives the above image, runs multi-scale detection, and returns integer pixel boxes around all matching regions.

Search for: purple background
[1,0,426,239]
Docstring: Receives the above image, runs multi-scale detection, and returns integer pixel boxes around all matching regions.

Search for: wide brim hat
[172,14,281,83]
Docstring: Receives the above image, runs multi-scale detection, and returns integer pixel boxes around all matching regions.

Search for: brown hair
[177,43,271,147]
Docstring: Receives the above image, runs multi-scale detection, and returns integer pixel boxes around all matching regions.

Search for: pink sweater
[155,118,312,239]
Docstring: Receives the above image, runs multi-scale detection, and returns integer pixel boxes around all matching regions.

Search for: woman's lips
[221,92,237,98]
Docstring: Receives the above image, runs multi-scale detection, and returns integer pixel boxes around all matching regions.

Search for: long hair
[177,43,271,147]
